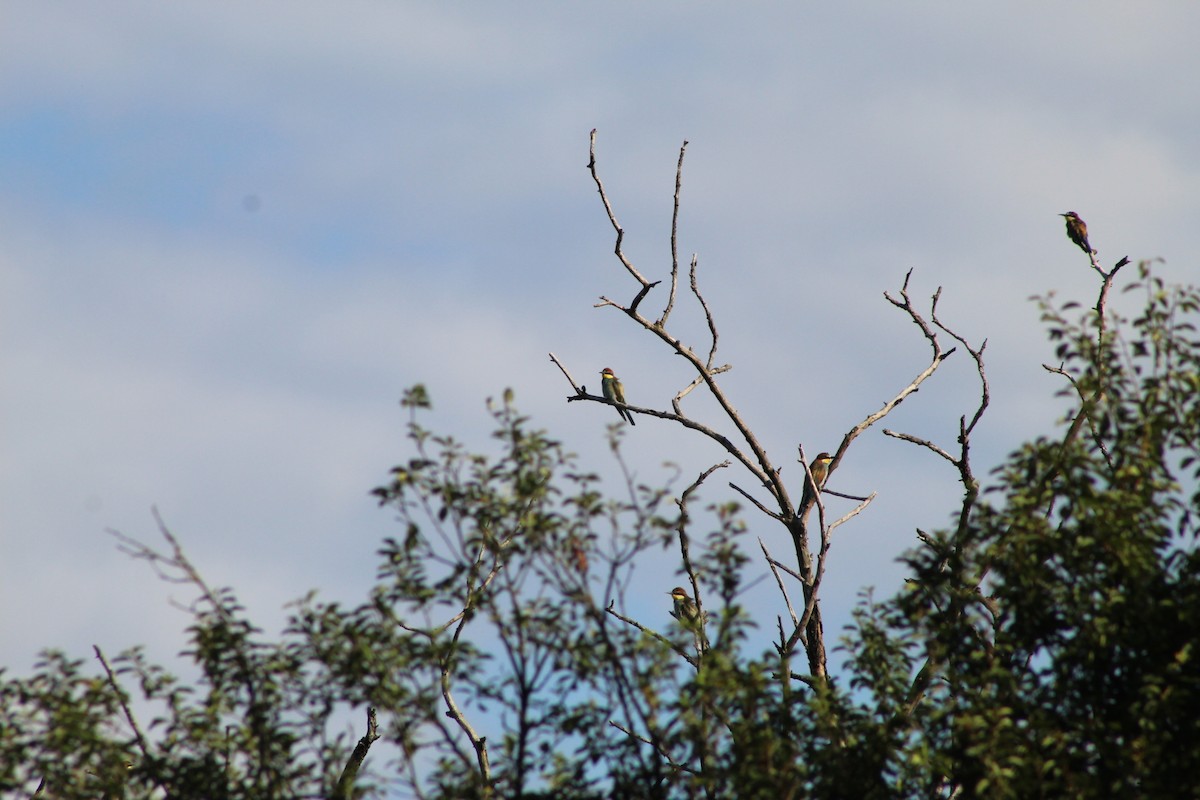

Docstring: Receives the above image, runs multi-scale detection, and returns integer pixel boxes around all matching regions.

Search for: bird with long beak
[1060,211,1093,255]
[600,367,635,425]
[669,586,702,625]
[668,586,708,649]
[801,451,833,510]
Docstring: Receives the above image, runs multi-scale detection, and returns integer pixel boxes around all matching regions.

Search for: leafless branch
[608,720,698,774]
[882,429,956,464]
[552,358,773,486]
[677,462,730,610]
[673,364,731,412]
[548,351,584,395]
[822,487,871,502]
[826,494,877,532]
[658,140,689,328]
[851,272,955,445]
[794,492,876,644]
[763,552,805,584]
[689,256,720,369]
[332,708,380,800]
[587,129,654,311]
[1084,240,1127,337]
[931,291,990,443]
[789,272,956,583]
[884,288,994,721]
[605,600,697,667]
[729,481,783,521]
[759,538,800,630]
[580,134,792,518]
[572,138,977,688]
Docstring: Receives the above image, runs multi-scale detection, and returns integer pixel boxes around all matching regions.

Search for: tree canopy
[3,140,1199,799]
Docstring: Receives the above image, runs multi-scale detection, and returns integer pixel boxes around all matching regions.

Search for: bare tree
[552,130,987,685]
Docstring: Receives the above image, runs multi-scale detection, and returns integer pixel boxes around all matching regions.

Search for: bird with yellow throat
[600,367,635,425]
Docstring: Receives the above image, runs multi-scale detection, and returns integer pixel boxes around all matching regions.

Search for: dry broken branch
[658,140,689,328]
[333,708,380,800]
[567,136,977,687]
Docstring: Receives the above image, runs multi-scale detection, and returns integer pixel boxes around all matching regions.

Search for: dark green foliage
[872,264,1200,797]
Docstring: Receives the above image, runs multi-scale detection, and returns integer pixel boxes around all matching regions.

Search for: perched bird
[600,367,635,425]
[669,586,702,625]
[801,451,833,510]
[1060,211,1093,255]
[668,586,708,649]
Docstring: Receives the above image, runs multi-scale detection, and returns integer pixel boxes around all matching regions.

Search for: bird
[801,451,833,510]
[668,586,708,649]
[1060,212,1093,255]
[669,586,702,625]
[600,367,635,425]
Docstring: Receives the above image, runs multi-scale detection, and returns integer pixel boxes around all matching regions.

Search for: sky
[2,0,1198,786]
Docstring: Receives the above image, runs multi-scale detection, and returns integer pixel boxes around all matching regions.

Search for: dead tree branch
[332,707,380,800]
[658,141,689,328]
[567,135,972,687]
[605,600,697,668]
[587,128,655,314]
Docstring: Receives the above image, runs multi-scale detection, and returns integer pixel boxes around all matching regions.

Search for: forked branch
[572,135,974,688]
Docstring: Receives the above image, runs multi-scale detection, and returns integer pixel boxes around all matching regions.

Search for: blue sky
[2,0,1199,782]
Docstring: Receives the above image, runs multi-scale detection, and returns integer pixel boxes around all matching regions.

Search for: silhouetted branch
[605,600,697,667]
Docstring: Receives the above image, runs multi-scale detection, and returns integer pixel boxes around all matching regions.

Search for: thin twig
[605,600,697,667]
[587,129,653,300]
[658,140,689,328]
[677,462,730,608]
[92,646,151,761]
[931,291,990,442]
[882,429,956,464]
[729,482,783,521]
[548,352,584,395]
[584,137,793,513]
[1043,363,1115,472]
[608,720,697,774]
[689,256,720,369]
[759,538,800,629]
